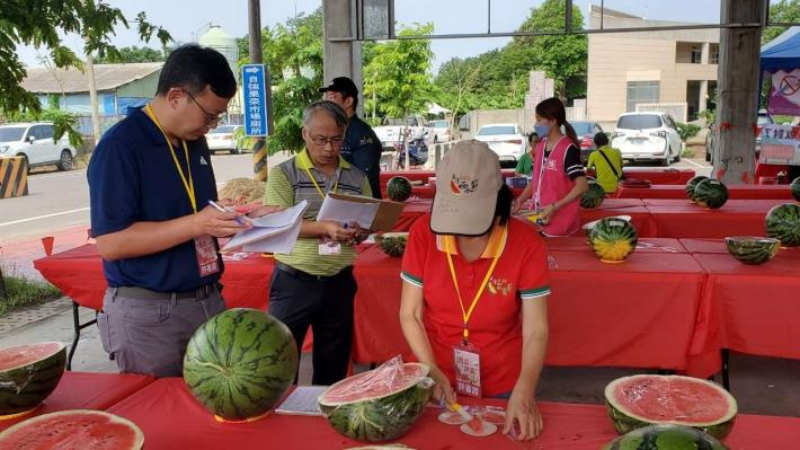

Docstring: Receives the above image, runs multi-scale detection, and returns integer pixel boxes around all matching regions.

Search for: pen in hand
[207,200,252,226]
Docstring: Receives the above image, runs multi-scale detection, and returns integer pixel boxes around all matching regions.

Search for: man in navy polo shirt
[88,45,277,377]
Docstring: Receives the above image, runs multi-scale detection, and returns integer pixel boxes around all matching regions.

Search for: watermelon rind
[318,362,432,442]
[685,176,709,202]
[183,308,299,422]
[375,232,408,257]
[580,181,606,209]
[791,177,800,202]
[387,177,413,202]
[588,218,638,263]
[724,236,780,265]
[0,409,145,449]
[0,342,66,416]
[605,375,737,441]
[765,203,800,247]
[693,179,729,209]
[602,424,729,450]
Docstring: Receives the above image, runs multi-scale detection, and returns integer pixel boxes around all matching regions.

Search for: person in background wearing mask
[514,97,588,237]
[515,132,541,177]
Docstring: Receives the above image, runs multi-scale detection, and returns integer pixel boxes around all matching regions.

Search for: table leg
[721,349,730,391]
[66,301,97,371]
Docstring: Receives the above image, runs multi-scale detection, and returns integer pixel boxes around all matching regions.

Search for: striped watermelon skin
[791,177,800,202]
[183,308,298,421]
[725,237,780,265]
[0,342,66,415]
[685,176,709,201]
[387,176,412,202]
[580,180,606,209]
[588,218,638,263]
[693,179,729,209]
[602,424,728,450]
[765,203,800,247]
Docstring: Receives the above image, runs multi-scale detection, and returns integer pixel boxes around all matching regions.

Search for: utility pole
[85,50,101,146]
[248,0,273,181]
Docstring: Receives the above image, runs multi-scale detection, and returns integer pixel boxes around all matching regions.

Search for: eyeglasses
[309,135,345,148]
[185,90,226,124]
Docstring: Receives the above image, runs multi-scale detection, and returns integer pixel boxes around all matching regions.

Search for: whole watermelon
[183,308,298,422]
[605,375,737,441]
[588,218,638,263]
[0,342,66,415]
[318,362,433,442]
[387,176,412,202]
[693,179,729,209]
[791,177,800,202]
[580,180,606,209]
[685,175,709,202]
[724,236,780,265]
[765,203,800,247]
[376,232,408,257]
[602,424,728,450]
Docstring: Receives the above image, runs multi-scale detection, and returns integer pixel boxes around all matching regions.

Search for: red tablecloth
[0,371,153,431]
[692,250,800,361]
[394,199,432,231]
[679,238,729,254]
[545,237,686,254]
[643,199,788,239]
[622,168,695,185]
[615,184,795,200]
[106,378,799,450]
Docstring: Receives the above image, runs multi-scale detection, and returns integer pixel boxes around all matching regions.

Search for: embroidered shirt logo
[200,156,209,166]
[450,174,478,195]
[487,277,513,296]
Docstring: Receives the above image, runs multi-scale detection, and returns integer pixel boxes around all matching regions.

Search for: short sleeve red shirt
[401,214,551,396]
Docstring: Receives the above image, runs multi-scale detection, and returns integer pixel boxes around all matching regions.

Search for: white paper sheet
[316,195,380,228]
[221,201,308,253]
[275,386,327,416]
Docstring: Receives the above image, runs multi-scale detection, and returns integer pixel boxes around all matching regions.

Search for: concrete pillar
[701,43,711,65]
[699,80,709,113]
[322,0,363,115]
[714,0,764,184]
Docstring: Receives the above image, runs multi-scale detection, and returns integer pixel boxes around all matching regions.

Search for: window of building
[710,44,720,64]
[691,45,703,64]
[626,81,660,112]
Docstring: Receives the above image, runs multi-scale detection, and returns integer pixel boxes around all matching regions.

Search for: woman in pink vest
[515,98,589,237]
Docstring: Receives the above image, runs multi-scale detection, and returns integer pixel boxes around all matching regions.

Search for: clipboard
[326,193,404,232]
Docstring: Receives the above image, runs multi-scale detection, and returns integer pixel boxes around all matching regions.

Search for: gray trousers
[97,287,226,378]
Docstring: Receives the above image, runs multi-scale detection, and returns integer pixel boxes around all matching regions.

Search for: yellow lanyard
[144,104,197,212]
[302,152,340,199]
[444,226,507,344]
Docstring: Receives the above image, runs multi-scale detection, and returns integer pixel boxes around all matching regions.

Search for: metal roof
[21,62,162,94]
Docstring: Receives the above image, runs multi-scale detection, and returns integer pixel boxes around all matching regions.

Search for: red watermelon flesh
[319,363,427,405]
[0,410,144,450]
[0,342,63,371]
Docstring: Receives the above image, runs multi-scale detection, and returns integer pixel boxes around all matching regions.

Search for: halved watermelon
[725,236,780,265]
[318,361,432,442]
[605,375,737,441]
[0,342,66,416]
[693,179,729,209]
[0,410,144,449]
[602,424,728,450]
[588,218,638,263]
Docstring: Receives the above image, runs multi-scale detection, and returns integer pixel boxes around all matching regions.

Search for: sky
[17,0,729,74]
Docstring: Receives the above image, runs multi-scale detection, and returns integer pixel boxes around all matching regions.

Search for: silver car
[612,113,682,166]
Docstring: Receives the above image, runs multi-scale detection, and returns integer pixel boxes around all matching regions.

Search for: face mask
[534,122,551,138]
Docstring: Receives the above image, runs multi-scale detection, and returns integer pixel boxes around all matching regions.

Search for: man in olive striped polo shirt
[263,101,371,385]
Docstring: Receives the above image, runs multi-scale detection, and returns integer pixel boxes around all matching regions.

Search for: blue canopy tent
[761,26,800,72]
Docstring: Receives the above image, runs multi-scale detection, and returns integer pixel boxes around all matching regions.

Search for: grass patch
[0,269,61,317]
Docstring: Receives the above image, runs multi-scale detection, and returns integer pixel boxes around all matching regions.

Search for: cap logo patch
[450,174,478,195]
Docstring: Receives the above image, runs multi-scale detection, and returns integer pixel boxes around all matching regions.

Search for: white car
[611,112,682,166]
[0,122,77,171]
[429,120,452,143]
[206,125,244,154]
[475,123,525,168]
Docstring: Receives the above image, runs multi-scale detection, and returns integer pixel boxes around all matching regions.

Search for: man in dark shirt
[321,77,383,198]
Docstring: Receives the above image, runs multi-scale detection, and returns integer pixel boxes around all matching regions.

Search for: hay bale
[218,178,266,205]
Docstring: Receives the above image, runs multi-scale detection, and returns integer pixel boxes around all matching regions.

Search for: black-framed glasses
[309,135,345,147]
[185,90,226,124]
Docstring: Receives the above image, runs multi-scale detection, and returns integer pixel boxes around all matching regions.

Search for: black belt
[114,283,221,301]
[275,262,353,282]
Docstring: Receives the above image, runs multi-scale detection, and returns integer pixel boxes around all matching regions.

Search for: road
[0,153,711,244]
[0,153,291,244]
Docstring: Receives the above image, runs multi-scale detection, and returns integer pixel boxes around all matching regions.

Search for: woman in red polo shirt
[399,141,551,441]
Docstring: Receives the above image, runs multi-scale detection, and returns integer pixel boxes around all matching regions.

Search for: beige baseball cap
[430,140,503,236]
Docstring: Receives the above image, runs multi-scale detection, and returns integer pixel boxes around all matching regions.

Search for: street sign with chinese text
[242,64,269,136]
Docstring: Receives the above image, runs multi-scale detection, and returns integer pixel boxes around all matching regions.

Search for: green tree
[95,46,166,64]
[1,1,171,115]
[363,23,435,120]
[764,0,800,44]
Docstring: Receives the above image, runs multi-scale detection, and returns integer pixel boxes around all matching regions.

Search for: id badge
[195,235,221,277]
[319,239,342,255]
[453,343,482,398]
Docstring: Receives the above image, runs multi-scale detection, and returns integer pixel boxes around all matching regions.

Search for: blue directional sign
[242,64,269,136]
